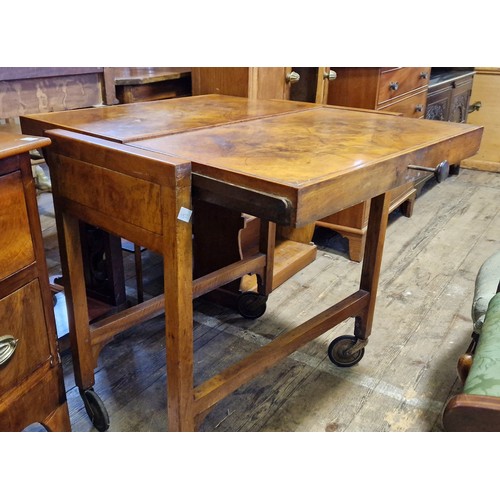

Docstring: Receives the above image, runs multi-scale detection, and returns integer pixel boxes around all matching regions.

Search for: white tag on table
[177,207,192,223]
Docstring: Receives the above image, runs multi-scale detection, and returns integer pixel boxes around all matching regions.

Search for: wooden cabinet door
[289,67,332,104]
[316,67,334,103]
[248,67,291,100]
[449,78,473,123]
[191,67,252,97]
[191,67,291,99]
[425,85,450,121]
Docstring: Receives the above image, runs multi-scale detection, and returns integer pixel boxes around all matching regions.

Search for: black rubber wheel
[80,388,110,431]
[237,292,267,319]
[328,335,365,368]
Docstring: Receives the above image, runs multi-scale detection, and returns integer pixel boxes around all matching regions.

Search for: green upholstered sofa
[442,251,500,431]
[472,251,500,337]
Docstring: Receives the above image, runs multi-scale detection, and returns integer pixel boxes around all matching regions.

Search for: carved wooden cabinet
[0,132,70,431]
[191,67,335,291]
[320,67,431,261]
[425,69,475,175]
[425,68,474,124]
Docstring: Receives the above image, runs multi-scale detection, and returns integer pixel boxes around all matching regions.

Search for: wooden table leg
[326,192,390,367]
[355,191,391,340]
[161,185,195,432]
[58,211,95,390]
[58,210,113,430]
[256,220,276,297]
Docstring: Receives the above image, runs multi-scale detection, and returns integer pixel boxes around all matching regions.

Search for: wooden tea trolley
[21,95,482,431]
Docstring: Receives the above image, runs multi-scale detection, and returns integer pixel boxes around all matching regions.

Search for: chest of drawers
[321,67,431,261]
[0,132,70,431]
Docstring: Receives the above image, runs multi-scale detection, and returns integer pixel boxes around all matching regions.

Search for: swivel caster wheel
[80,388,110,431]
[328,335,365,368]
[237,292,267,319]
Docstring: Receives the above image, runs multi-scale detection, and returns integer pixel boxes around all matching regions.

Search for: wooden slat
[193,290,370,414]
[193,254,266,299]
[89,295,165,349]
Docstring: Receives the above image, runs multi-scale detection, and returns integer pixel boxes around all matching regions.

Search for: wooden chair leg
[457,353,473,384]
[457,334,479,384]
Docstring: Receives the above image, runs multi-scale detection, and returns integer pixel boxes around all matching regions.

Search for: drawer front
[379,89,428,118]
[378,67,431,105]
[0,279,52,394]
[0,171,35,281]
[425,86,450,121]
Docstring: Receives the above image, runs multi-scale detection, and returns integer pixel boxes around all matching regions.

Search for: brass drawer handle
[0,335,19,366]
[286,71,300,84]
[324,69,337,81]
[389,81,399,91]
[420,71,429,79]
[415,104,424,112]
[469,101,482,113]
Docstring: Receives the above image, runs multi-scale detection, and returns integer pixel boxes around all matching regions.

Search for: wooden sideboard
[320,67,431,261]
[0,132,70,431]
[191,67,336,292]
[461,68,500,173]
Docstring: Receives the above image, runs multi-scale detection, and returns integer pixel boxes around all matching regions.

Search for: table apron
[192,174,293,225]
